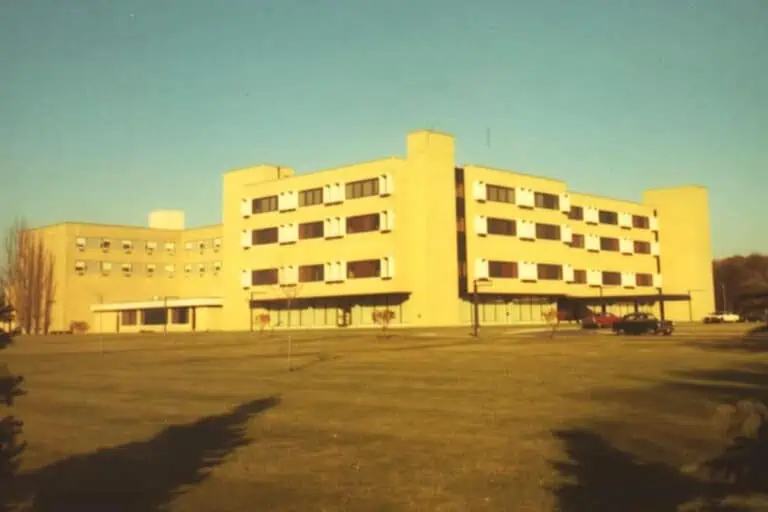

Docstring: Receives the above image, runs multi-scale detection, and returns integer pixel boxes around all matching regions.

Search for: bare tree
[42,251,56,334]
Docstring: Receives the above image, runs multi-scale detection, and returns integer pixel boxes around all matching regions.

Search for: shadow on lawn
[1,396,280,512]
[552,361,768,511]
[684,325,768,353]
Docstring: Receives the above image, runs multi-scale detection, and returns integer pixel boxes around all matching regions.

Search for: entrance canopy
[91,296,222,312]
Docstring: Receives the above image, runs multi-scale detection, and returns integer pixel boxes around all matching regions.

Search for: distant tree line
[713,253,768,313]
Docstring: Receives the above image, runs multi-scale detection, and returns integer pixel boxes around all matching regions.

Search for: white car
[703,312,741,323]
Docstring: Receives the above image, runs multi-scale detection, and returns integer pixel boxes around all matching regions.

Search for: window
[252,268,278,285]
[598,210,618,225]
[573,269,587,284]
[252,195,278,214]
[171,307,189,324]
[571,234,585,248]
[347,259,381,279]
[346,213,380,234]
[536,223,561,240]
[534,192,560,210]
[489,261,518,278]
[299,187,323,207]
[632,215,650,229]
[538,264,563,280]
[100,239,111,252]
[345,178,379,199]
[636,273,653,286]
[298,221,324,239]
[487,185,515,203]
[299,264,324,282]
[602,271,621,286]
[487,218,516,236]
[569,206,584,220]
[600,237,619,251]
[252,227,278,245]
[141,308,166,325]
[634,240,651,254]
[121,310,137,326]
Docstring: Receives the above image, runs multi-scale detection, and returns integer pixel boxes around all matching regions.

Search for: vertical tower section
[404,130,461,326]
[643,185,715,321]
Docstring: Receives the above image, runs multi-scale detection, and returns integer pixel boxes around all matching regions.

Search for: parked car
[612,312,674,335]
[703,312,741,323]
[581,313,619,329]
[740,310,768,323]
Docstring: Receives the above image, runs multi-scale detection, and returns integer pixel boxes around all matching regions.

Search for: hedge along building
[31,129,715,332]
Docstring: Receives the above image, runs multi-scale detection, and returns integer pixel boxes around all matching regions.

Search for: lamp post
[687,288,704,322]
[721,283,727,312]
[472,278,493,338]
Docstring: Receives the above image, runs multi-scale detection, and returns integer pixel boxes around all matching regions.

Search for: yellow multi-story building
[31,129,715,333]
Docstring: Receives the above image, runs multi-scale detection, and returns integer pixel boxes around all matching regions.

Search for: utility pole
[473,279,479,338]
[721,283,727,312]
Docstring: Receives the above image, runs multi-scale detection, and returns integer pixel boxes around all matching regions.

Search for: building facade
[31,129,715,333]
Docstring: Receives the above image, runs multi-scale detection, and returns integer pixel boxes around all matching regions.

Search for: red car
[581,313,619,329]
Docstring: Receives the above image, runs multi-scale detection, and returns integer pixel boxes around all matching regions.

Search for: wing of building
[30,129,715,333]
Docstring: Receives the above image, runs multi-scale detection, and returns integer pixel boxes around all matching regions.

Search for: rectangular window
[252,195,278,214]
[489,261,518,278]
[634,240,651,254]
[573,269,587,284]
[598,210,618,225]
[346,213,380,234]
[632,215,650,229]
[534,192,560,210]
[299,264,324,282]
[569,206,584,220]
[636,273,653,286]
[600,237,619,251]
[487,218,516,236]
[252,268,278,285]
[298,221,324,239]
[347,259,381,279]
[171,307,189,324]
[602,271,621,286]
[252,227,278,245]
[345,178,379,199]
[538,264,563,280]
[571,234,585,248]
[535,223,561,240]
[486,185,515,203]
[121,310,138,326]
[299,187,323,207]
[141,308,167,325]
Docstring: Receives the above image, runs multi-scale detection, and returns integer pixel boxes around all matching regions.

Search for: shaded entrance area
[91,297,222,333]
[560,293,693,321]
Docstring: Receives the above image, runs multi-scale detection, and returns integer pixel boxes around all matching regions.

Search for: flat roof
[91,297,223,312]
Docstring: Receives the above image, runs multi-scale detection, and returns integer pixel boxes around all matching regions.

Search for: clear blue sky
[1,0,766,258]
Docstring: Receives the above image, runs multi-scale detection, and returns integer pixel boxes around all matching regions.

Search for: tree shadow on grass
[683,325,768,353]
[2,396,280,512]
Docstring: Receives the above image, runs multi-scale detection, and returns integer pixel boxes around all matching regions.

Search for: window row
[243,174,394,216]
[473,181,659,231]
[121,307,190,326]
[474,216,660,255]
[241,257,396,287]
[242,210,394,247]
[73,260,222,277]
[476,259,662,288]
[75,237,222,255]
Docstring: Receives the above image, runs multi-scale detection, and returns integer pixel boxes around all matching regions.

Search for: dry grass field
[2,323,768,511]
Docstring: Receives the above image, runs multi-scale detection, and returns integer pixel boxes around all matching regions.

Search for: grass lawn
[2,323,768,511]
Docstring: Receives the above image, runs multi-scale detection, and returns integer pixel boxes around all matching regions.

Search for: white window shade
[651,241,660,256]
[240,270,251,289]
[618,212,632,228]
[146,241,157,251]
[165,264,175,274]
[241,198,251,218]
[147,264,156,273]
[559,193,571,213]
[475,258,489,280]
[653,273,663,288]
[241,230,252,249]
[516,188,535,208]
[121,263,132,273]
[278,223,298,244]
[380,210,395,232]
[323,183,344,205]
[379,173,393,196]
[520,262,537,282]
[380,256,395,279]
[279,265,298,285]
[278,190,298,212]
[620,238,634,254]
[198,263,206,273]
[122,240,132,251]
[213,261,222,272]
[473,181,487,201]
[74,261,86,273]
[563,264,575,283]
[184,264,192,273]
[324,217,344,239]
[561,225,573,243]
[650,216,660,231]
[518,220,536,241]
[213,238,222,250]
[75,237,86,249]
[586,234,600,252]
[474,215,487,236]
[101,262,112,273]
[165,242,175,253]
[185,241,194,251]
[621,272,636,288]
[585,207,599,225]
[324,261,346,282]
[587,269,602,286]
